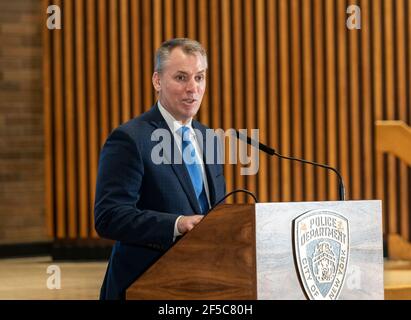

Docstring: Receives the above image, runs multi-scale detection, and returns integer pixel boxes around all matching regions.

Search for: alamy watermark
[151,128,260,176]
[46,5,61,30]
[345,264,362,290]
[46,265,61,290]
[346,5,361,30]
[46,4,361,31]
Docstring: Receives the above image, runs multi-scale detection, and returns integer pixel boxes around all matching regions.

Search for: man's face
[152,47,207,124]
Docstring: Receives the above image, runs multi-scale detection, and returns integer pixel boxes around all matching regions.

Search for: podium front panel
[255,200,383,300]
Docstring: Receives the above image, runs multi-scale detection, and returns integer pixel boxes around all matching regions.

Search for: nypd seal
[294,209,349,300]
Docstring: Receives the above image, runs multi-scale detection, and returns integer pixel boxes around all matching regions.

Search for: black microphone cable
[270,151,346,201]
[206,189,258,214]
[235,130,346,201]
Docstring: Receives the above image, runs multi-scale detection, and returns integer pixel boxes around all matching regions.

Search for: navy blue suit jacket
[94,104,226,299]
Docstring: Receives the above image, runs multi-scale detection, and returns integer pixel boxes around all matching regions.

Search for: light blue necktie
[179,126,209,214]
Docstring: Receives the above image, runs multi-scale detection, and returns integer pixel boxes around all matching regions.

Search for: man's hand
[177,215,204,234]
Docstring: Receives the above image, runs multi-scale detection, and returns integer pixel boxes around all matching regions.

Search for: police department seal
[294,209,349,300]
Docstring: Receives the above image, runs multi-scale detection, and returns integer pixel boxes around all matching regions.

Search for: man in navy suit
[94,38,226,300]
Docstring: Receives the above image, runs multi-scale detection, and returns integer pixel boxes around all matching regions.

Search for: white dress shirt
[157,101,211,239]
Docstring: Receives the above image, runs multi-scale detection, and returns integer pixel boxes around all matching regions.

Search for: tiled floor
[0,257,409,299]
[384,260,411,300]
[0,256,107,300]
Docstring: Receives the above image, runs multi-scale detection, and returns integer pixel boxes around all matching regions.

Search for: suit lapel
[193,121,218,206]
[169,153,202,214]
[204,163,218,206]
[148,104,202,214]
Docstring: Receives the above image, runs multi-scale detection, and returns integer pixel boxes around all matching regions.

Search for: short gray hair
[154,38,208,73]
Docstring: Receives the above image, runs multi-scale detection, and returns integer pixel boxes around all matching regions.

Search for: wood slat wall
[43,0,411,241]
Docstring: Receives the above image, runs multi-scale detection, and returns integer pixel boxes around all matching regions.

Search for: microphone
[235,130,346,201]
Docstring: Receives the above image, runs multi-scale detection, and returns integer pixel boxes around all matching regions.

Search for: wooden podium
[127,201,383,300]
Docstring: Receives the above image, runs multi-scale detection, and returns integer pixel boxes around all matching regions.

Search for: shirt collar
[157,100,194,135]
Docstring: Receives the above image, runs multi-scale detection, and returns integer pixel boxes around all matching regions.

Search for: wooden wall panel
[221,0,234,203]
[372,0,386,231]
[255,0,268,203]
[384,0,397,235]
[64,0,76,238]
[51,0,66,238]
[74,0,89,239]
[301,0,315,202]
[336,0,351,201]
[198,0,209,126]
[325,0,338,200]
[153,0,162,57]
[97,0,110,143]
[120,0,132,123]
[278,0,291,202]
[43,0,53,237]
[395,0,409,240]
[243,0,257,202]
[209,0,221,145]
[266,0,279,203]
[109,0,121,128]
[130,0,143,117]
[290,0,303,202]
[313,0,326,202]
[360,0,373,201]
[86,0,99,238]
[408,0,411,241]
[232,0,245,203]
[43,0,411,243]
[348,0,361,200]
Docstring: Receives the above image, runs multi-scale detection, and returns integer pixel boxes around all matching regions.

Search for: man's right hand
[177,215,204,234]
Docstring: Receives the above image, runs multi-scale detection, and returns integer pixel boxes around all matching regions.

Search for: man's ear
[152,72,161,92]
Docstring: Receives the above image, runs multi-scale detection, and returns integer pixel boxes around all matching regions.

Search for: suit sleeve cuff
[173,215,183,241]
